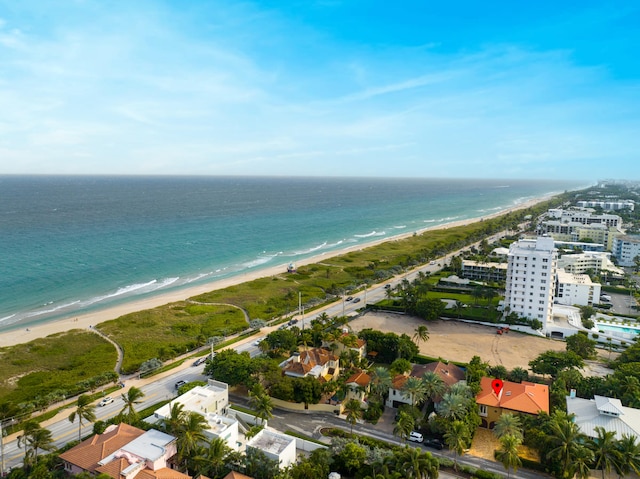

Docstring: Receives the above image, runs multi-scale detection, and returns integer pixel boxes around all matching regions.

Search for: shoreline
[0,195,551,349]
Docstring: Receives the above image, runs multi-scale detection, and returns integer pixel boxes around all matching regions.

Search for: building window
[479,404,488,417]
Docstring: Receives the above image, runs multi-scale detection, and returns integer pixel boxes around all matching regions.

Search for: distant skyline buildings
[1,1,639,179]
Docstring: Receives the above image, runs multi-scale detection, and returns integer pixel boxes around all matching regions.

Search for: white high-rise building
[504,237,557,332]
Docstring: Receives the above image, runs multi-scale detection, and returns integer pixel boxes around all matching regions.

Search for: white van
[409,431,424,443]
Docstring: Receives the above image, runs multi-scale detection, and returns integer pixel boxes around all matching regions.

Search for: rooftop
[567,395,640,439]
[476,377,549,415]
[246,429,295,456]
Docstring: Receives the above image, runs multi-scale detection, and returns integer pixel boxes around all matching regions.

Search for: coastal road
[1,230,511,473]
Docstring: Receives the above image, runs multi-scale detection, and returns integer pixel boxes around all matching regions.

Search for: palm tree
[162,401,186,437]
[120,386,145,423]
[393,410,414,443]
[454,300,464,318]
[495,434,522,478]
[436,391,469,421]
[370,367,392,401]
[69,394,96,441]
[590,426,621,479]
[402,376,426,407]
[177,411,208,473]
[615,433,640,478]
[546,411,588,478]
[421,371,446,410]
[493,413,523,442]
[248,385,273,425]
[571,444,595,479]
[193,437,231,478]
[343,398,362,435]
[444,420,470,471]
[398,446,439,479]
[17,420,55,465]
[412,325,429,349]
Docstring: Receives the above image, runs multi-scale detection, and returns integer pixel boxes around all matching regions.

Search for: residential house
[566,394,640,440]
[385,362,465,408]
[476,377,549,429]
[327,333,367,360]
[59,423,189,479]
[280,348,339,382]
[344,369,371,404]
[245,428,297,470]
[153,379,239,450]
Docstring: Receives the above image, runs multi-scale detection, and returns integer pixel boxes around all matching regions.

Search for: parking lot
[606,291,638,316]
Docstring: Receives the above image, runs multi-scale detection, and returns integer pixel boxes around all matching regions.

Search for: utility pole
[0,419,5,477]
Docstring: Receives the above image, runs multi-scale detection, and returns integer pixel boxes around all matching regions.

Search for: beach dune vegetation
[0,330,116,410]
[0,196,568,406]
[99,302,247,373]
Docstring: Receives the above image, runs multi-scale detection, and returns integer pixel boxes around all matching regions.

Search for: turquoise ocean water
[0,176,586,332]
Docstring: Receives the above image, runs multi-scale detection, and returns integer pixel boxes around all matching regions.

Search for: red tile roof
[476,377,549,415]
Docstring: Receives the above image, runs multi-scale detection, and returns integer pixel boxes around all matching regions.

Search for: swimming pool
[597,323,640,336]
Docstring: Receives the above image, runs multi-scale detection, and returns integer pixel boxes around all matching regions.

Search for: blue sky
[1,1,638,180]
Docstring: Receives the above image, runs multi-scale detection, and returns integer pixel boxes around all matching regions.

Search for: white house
[566,394,640,440]
[153,379,239,449]
[504,237,557,333]
[245,428,297,470]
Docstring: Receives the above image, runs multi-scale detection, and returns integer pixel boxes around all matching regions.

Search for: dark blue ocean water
[0,176,585,331]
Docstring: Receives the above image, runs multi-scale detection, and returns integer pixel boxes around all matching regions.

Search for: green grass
[0,330,116,405]
[98,302,247,373]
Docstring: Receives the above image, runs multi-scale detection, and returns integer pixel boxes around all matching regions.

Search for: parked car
[423,438,444,450]
[408,431,424,443]
[175,380,188,390]
[98,397,114,407]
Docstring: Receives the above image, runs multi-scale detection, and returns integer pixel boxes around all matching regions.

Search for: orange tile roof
[391,374,408,390]
[476,377,549,415]
[223,472,254,479]
[300,348,337,365]
[59,423,145,472]
[134,468,192,479]
[345,370,371,387]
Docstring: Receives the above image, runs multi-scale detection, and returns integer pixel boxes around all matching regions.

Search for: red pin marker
[491,378,504,396]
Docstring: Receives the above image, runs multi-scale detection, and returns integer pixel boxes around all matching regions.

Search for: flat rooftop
[247,429,294,455]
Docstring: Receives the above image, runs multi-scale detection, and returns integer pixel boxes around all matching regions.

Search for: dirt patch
[351,312,567,369]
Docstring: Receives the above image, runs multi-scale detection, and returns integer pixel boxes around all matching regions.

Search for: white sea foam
[0,314,16,324]
[292,242,328,255]
[354,231,378,238]
[23,301,81,319]
[393,225,407,229]
[242,256,274,269]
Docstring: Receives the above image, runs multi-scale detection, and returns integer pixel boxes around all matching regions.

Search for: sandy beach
[0,195,551,349]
